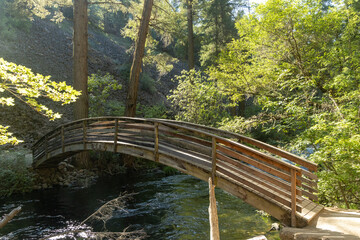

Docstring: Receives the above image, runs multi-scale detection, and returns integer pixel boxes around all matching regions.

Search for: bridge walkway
[32,117,323,227]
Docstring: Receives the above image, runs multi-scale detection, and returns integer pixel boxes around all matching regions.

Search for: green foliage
[0,1,31,40]
[168,69,230,126]
[197,0,245,67]
[7,0,73,23]
[139,73,156,94]
[137,104,167,119]
[88,72,122,117]
[0,149,34,197]
[210,0,360,207]
[0,58,80,145]
[121,0,179,74]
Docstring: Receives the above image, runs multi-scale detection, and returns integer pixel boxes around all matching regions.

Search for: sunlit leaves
[208,0,360,207]
[168,69,230,126]
[88,72,122,117]
[0,58,80,144]
[0,125,22,145]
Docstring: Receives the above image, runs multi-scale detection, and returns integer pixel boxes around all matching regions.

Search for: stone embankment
[33,160,98,189]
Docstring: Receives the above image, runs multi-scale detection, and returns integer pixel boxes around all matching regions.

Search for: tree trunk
[125,0,153,117]
[187,0,195,69]
[73,0,88,120]
[73,0,90,168]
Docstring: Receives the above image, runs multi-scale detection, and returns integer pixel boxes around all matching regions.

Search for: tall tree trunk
[187,0,195,69]
[125,0,153,117]
[73,0,90,168]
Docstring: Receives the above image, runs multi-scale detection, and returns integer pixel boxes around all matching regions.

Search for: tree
[73,0,90,168]
[197,0,244,67]
[210,0,360,208]
[168,69,229,126]
[73,0,89,121]
[125,0,154,117]
[186,0,195,69]
[0,58,80,145]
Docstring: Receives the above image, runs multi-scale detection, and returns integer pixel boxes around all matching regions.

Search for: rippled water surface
[0,169,280,239]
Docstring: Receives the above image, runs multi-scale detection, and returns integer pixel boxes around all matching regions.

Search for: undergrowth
[0,148,35,197]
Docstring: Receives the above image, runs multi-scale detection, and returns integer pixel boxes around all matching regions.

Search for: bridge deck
[32,117,322,227]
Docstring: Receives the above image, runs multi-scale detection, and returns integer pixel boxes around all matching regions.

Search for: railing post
[114,119,118,153]
[45,135,48,160]
[61,126,65,153]
[211,137,217,184]
[154,122,159,162]
[291,168,297,227]
[83,120,87,150]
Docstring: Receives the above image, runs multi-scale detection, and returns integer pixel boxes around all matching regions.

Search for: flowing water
[0,169,280,239]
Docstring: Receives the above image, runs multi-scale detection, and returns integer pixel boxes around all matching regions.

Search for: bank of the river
[0,168,280,239]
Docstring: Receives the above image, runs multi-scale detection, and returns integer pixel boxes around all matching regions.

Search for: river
[0,168,280,239]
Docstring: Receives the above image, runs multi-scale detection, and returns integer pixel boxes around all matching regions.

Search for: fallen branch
[81,192,136,229]
[0,206,22,229]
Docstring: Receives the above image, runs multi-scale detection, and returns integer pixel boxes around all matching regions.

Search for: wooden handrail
[33,117,318,223]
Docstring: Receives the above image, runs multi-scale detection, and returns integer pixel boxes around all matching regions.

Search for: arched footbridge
[32,117,323,228]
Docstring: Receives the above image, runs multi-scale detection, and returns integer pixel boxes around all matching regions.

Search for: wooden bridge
[32,117,323,228]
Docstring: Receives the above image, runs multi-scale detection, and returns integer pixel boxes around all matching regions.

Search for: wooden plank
[217,152,302,196]
[217,145,295,184]
[217,160,303,203]
[114,119,118,153]
[61,126,65,153]
[159,121,212,140]
[302,170,318,181]
[298,176,317,188]
[291,169,297,227]
[217,165,302,212]
[162,130,212,148]
[217,138,302,173]
[211,137,217,183]
[159,135,212,156]
[159,119,317,171]
[154,122,159,162]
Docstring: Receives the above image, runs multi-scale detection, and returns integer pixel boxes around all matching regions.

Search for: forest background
[0,0,360,211]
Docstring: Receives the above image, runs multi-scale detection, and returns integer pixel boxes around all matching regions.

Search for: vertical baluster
[114,119,118,153]
[291,168,297,227]
[83,120,87,150]
[45,135,48,160]
[154,122,159,162]
[211,137,217,184]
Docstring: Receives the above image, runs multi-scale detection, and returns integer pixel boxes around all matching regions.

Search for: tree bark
[73,0,89,120]
[73,0,90,168]
[125,0,153,117]
[187,0,195,69]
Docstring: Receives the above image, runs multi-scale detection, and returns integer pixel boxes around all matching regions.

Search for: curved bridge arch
[32,117,322,227]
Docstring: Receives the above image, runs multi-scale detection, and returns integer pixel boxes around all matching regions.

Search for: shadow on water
[0,169,280,239]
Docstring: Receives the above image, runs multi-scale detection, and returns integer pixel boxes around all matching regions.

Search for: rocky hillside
[0,17,186,147]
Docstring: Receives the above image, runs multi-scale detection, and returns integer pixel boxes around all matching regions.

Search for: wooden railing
[32,117,318,227]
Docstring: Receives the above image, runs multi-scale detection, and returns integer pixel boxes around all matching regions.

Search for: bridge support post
[208,177,220,240]
[291,169,297,227]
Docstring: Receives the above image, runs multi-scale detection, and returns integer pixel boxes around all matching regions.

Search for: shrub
[0,148,35,197]
[140,73,156,95]
[88,72,122,117]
